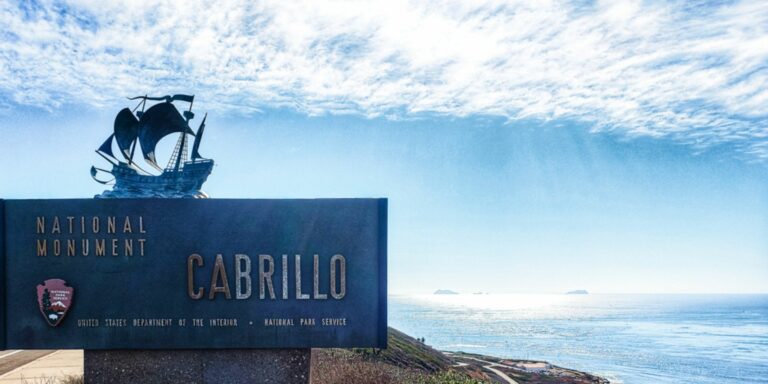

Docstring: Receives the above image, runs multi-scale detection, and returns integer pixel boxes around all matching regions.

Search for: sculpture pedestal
[84,349,311,384]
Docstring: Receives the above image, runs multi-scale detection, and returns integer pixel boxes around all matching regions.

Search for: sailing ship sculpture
[92,94,214,198]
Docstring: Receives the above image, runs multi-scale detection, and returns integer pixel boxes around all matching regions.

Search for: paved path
[0,350,83,383]
[483,364,520,384]
[453,355,520,384]
[0,351,56,377]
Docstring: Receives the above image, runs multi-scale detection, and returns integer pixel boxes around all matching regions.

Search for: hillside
[311,328,608,383]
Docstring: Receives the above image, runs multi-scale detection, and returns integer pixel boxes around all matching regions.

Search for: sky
[0,0,767,294]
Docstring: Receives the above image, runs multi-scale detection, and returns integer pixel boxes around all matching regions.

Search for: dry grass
[308,328,492,383]
[311,349,488,384]
[59,375,84,384]
[20,374,83,384]
[311,349,425,384]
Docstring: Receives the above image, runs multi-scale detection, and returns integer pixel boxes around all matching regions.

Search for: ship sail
[129,94,195,103]
[113,108,140,160]
[137,102,195,169]
[97,134,116,158]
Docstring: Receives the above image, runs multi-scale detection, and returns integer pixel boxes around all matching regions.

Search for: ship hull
[98,160,214,198]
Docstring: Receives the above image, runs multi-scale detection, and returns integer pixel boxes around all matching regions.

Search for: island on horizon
[434,289,459,295]
[566,289,589,295]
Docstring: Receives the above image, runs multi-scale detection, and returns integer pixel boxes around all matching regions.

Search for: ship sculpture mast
[170,96,195,172]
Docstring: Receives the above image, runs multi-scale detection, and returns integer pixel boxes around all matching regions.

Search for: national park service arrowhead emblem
[37,279,74,327]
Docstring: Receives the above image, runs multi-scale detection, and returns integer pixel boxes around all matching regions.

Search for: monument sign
[0,95,387,352]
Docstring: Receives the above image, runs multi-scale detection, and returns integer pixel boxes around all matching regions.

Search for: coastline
[391,293,768,383]
[446,350,609,384]
[312,327,609,383]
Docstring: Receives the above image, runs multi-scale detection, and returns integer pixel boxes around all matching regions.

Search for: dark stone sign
[0,198,387,350]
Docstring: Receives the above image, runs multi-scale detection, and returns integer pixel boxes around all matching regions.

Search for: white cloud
[1,0,766,158]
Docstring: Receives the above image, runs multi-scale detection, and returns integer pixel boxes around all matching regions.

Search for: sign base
[84,349,311,383]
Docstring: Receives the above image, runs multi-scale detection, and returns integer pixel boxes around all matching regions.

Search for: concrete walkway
[450,354,520,384]
[0,350,83,383]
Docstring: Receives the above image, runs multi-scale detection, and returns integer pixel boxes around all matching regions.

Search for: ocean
[389,294,768,383]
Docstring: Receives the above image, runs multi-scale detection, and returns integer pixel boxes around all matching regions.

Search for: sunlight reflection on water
[390,294,768,384]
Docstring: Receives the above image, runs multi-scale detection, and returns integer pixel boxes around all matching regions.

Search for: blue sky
[1,0,767,293]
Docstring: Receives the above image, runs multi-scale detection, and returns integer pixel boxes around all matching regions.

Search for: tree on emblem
[42,289,52,313]
[41,288,58,323]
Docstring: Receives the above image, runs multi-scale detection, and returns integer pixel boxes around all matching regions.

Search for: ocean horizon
[389,293,768,384]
